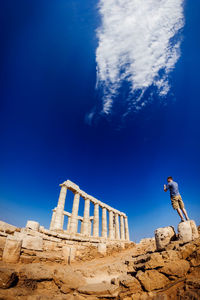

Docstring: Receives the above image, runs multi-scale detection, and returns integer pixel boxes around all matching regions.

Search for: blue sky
[0,0,199,242]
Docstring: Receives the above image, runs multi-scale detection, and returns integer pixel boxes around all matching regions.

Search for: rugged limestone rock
[0,268,18,289]
[136,269,170,291]
[2,237,22,263]
[179,243,196,259]
[78,282,119,297]
[160,259,190,277]
[119,274,142,292]
[53,268,86,294]
[155,226,176,251]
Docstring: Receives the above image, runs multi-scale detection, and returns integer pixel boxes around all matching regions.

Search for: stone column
[115,213,120,240]
[101,207,107,238]
[50,209,56,230]
[66,216,71,232]
[52,185,67,230]
[82,198,90,235]
[69,191,80,234]
[93,203,99,237]
[120,215,125,240]
[109,210,114,239]
[89,220,92,236]
[124,216,130,241]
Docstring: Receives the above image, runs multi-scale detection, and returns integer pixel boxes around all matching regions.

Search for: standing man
[164,176,189,222]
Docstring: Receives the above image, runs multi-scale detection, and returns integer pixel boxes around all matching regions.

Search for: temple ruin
[50,179,130,242]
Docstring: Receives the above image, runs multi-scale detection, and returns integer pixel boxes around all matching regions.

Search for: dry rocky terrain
[0,226,199,300]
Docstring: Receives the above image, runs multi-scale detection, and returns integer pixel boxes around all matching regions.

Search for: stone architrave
[115,213,120,240]
[120,215,125,240]
[109,211,114,239]
[26,220,40,231]
[82,198,90,236]
[101,207,107,238]
[93,203,99,237]
[178,221,193,243]
[69,192,80,234]
[52,185,67,230]
[155,226,176,250]
[2,237,22,263]
[124,216,130,241]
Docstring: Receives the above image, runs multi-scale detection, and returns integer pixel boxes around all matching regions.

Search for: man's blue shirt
[166,181,180,197]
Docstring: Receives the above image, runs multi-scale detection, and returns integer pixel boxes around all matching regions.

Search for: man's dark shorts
[171,195,184,210]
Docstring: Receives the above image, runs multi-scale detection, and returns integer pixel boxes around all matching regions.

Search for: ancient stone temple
[50,179,130,241]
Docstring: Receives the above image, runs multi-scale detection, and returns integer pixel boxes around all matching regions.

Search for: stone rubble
[0,219,199,299]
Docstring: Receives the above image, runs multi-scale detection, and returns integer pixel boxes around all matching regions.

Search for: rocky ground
[0,226,200,300]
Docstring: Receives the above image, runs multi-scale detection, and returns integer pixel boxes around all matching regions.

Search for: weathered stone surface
[178,221,192,243]
[190,247,200,267]
[53,268,85,293]
[145,253,165,269]
[0,236,6,249]
[190,220,199,240]
[2,237,22,263]
[136,270,170,291]
[161,249,181,261]
[22,235,43,251]
[119,274,142,292]
[155,226,176,251]
[160,260,190,277]
[78,282,119,297]
[18,264,53,281]
[0,221,18,234]
[98,243,107,255]
[179,243,196,259]
[62,246,76,263]
[26,220,40,231]
[0,268,18,289]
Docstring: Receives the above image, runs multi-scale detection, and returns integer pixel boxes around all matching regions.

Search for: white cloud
[96,0,184,114]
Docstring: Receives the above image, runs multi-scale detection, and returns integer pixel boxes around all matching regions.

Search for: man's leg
[182,208,189,221]
[176,208,185,222]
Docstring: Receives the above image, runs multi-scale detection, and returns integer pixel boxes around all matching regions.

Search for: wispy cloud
[95,0,184,115]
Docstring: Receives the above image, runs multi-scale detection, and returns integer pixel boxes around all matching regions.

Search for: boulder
[2,237,22,263]
[0,268,18,289]
[22,235,43,251]
[155,226,176,251]
[26,220,40,231]
[136,270,170,291]
[178,221,192,243]
[160,259,190,277]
